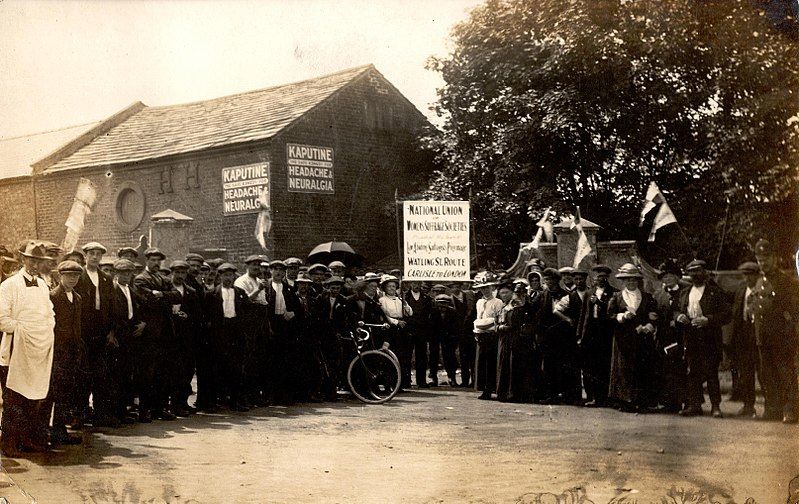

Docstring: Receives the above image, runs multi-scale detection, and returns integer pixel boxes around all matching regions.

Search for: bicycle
[343,322,402,404]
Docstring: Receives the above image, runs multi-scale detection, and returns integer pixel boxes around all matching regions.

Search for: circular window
[114,181,146,232]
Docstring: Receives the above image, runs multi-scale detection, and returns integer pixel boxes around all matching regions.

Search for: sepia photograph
[0,1,798,502]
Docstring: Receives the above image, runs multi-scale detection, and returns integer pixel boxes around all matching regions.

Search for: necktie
[24,275,38,288]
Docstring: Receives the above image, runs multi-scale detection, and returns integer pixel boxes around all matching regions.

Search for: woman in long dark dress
[607,263,659,412]
[496,281,541,403]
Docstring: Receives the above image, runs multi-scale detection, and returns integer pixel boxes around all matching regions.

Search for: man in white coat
[0,241,56,456]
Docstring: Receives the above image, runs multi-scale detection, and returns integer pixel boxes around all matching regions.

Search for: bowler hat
[144,248,166,260]
[82,242,107,254]
[113,259,137,272]
[615,263,643,279]
[737,262,760,274]
[57,260,83,274]
[169,260,189,270]
[20,242,52,260]
[118,247,139,258]
[592,264,612,275]
[217,263,237,274]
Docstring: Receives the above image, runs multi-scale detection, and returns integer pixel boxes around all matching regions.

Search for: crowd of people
[0,236,796,458]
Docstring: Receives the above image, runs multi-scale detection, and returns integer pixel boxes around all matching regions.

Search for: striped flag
[571,206,594,268]
[525,207,552,251]
[639,182,677,242]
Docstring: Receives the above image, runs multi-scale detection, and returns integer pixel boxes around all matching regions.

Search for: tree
[424,0,799,268]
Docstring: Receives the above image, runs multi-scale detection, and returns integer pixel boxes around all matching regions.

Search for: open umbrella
[307,241,364,267]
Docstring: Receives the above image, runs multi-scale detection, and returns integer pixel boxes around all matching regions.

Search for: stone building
[0,65,434,264]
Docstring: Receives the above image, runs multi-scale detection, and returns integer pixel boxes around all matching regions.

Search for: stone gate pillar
[148,209,194,263]
[553,216,600,268]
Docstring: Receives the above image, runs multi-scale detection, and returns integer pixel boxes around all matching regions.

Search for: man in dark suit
[729,261,761,418]
[312,276,348,399]
[73,241,115,426]
[751,239,799,423]
[404,281,433,387]
[185,252,215,412]
[168,260,201,416]
[108,259,146,424]
[49,260,84,445]
[537,268,569,404]
[205,263,250,411]
[577,265,618,407]
[554,269,589,405]
[133,248,183,422]
[674,260,732,418]
[450,280,476,387]
[265,260,303,405]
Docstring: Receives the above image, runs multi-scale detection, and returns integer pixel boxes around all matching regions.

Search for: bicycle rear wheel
[347,350,401,404]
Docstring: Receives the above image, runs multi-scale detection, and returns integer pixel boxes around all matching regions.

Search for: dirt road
[0,386,796,504]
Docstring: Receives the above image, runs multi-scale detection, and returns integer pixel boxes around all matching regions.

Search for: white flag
[254,188,271,250]
[572,206,593,269]
[61,178,98,252]
[524,207,552,251]
[640,182,677,242]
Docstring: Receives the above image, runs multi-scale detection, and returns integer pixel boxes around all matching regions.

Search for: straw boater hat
[474,317,496,331]
[380,274,399,288]
[615,263,643,279]
[363,272,381,283]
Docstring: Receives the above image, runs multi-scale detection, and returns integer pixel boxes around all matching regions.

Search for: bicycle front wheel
[347,350,402,404]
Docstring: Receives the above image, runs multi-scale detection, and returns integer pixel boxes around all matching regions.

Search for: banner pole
[469,188,478,271]
[395,189,403,275]
[714,198,731,270]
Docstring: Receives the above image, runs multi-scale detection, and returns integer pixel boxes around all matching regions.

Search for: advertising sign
[222,162,270,215]
[403,201,470,281]
[286,143,334,194]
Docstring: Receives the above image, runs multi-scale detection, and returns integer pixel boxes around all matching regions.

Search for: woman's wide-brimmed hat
[616,263,643,279]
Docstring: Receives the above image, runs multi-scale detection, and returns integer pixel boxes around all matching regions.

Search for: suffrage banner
[222,162,270,215]
[286,143,334,194]
[403,201,470,281]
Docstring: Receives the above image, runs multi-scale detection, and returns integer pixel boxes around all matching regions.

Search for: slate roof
[0,122,101,180]
[44,65,374,172]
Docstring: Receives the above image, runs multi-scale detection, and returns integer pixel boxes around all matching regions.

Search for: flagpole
[714,198,731,270]
[469,188,478,271]
[395,188,403,273]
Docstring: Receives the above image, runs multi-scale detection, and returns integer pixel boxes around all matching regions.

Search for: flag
[61,178,98,252]
[571,206,594,268]
[254,187,271,250]
[639,182,677,242]
[524,207,552,251]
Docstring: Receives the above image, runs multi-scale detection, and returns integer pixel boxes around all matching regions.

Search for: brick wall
[28,69,433,267]
[0,177,36,248]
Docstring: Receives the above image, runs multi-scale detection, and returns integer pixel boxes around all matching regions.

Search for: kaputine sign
[222,162,270,215]
[286,143,334,194]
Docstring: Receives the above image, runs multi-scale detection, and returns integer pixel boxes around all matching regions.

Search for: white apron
[5,278,55,400]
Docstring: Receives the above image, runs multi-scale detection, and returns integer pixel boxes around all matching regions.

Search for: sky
[0,0,481,139]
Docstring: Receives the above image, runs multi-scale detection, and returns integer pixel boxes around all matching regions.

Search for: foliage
[424,0,799,268]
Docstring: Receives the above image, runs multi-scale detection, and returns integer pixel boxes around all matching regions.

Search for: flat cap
[206,258,224,268]
[284,257,303,267]
[169,260,189,270]
[99,257,116,266]
[325,275,345,285]
[200,262,211,271]
[57,260,83,274]
[591,264,612,275]
[308,263,329,274]
[685,259,707,272]
[431,284,448,292]
[113,258,137,272]
[754,239,773,256]
[269,259,286,269]
[435,294,452,304]
[737,261,760,274]
[328,260,346,269]
[82,242,107,254]
[63,249,85,261]
[244,255,263,264]
[296,274,313,284]
[144,247,166,259]
[159,267,172,275]
[185,252,204,263]
[117,247,139,258]
[217,262,237,273]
